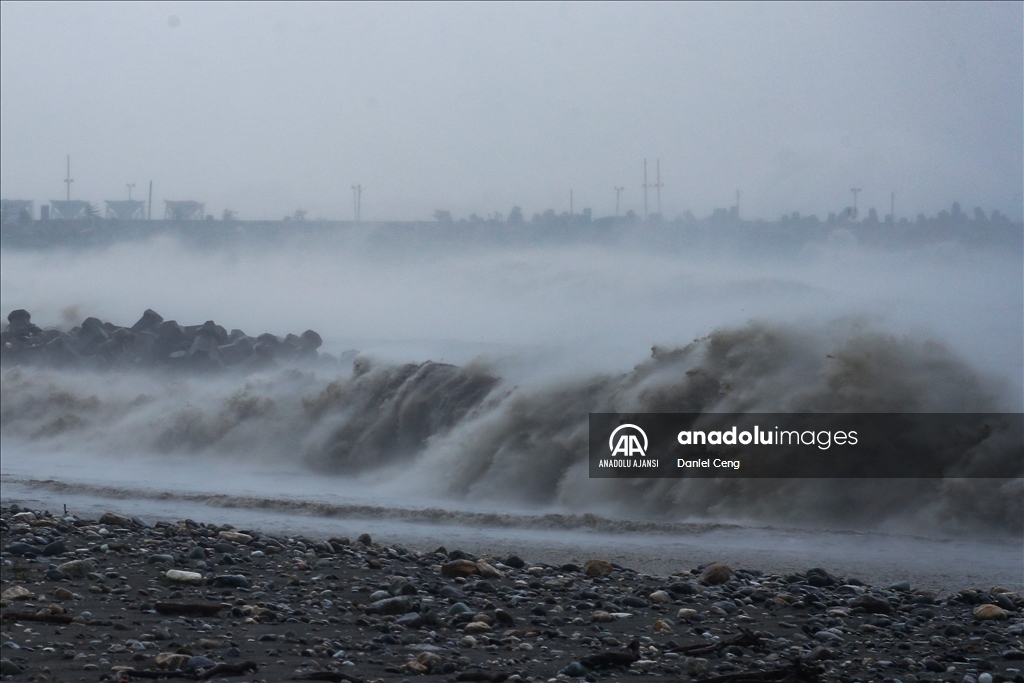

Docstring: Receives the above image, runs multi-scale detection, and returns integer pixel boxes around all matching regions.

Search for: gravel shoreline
[2,505,1022,683]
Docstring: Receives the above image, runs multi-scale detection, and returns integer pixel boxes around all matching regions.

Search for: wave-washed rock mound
[0,308,326,371]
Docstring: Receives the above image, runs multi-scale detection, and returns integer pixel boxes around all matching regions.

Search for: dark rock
[440,586,468,601]
[712,600,738,614]
[5,542,36,556]
[42,538,67,556]
[993,593,1016,611]
[621,596,649,608]
[218,338,254,365]
[364,596,413,616]
[699,563,733,585]
[98,511,133,528]
[499,552,524,569]
[211,574,250,589]
[7,309,31,330]
[396,612,425,628]
[186,655,217,670]
[494,609,515,625]
[806,568,837,587]
[580,639,640,669]
[805,646,834,661]
[0,658,22,676]
[564,662,589,677]
[851,593,893,614]
[131,309,163,332]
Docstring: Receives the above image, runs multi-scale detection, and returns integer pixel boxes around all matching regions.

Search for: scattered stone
[475,560,504,579]
[210,574,250,589]
[165,569,204,584]
[699,562,733,585]
[52,587,74,601]
[0,659,22,676]
[56,558,95,578]
[502,555,526,569]
[186,655,216,670]
[850,593,893,614]
[583,559,614,577]
[364,596,413,616]
[805,646,835,661]
[3,542,36,556]
[99,511,134,528]
[218,530,252,544]
[1,585,32,601]
[41,538,66,555]
[442,559,480,578]
[974,604,1009,620]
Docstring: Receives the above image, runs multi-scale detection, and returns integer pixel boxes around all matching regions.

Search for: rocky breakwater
[0,309,327,371]
[2,505,1023,682]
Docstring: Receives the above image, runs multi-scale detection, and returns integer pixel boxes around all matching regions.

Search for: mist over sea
[2,228,1022,589]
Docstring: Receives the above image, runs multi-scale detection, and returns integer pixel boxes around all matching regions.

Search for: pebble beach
[2,504,1022,683]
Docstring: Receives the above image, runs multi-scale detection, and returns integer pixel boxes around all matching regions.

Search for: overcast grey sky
[1,2,1021,221]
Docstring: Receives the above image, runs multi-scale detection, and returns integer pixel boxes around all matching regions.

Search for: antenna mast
[351,184,363,222]
[64,155,73,200]
[643,160,648,219]
[655,158,663,216]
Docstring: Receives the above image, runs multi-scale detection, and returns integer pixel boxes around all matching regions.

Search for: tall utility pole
[643,158,664,219]
[351,184,363,222]
[850,188,861,219]
[614,186,624,217]
[655,158,663,216]
[64,155,73,200]
[126,183,135,200]
[148,181,153,220]
[643,160,648,219]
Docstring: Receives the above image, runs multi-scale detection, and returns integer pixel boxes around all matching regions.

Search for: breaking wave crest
[2,319,1019,535]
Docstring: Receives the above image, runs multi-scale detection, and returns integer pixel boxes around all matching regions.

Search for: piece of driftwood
[670,628,763,656]
[455,672,510,682]
[696,659,825,683]
[154,601,224,616]
[580,639,640,669]
[0,611,75,624]
[290,671,366,683]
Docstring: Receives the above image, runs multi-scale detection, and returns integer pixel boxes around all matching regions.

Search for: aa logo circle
[609,424,648,457]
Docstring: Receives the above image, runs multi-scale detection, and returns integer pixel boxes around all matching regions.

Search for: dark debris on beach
[2,505,1023,683]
